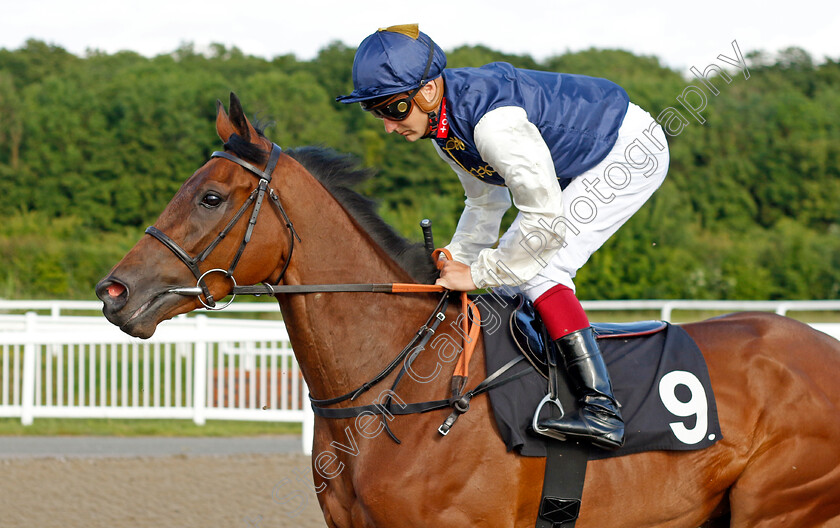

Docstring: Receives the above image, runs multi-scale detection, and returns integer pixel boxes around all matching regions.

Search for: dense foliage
[1,40,838,300]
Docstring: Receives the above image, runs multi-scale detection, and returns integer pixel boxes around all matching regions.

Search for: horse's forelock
[224,132,270,165]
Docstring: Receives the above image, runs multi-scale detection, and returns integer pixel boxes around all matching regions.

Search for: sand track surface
[0,453,328,528]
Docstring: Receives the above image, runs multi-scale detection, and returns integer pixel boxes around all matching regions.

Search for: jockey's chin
[383,110,430,142]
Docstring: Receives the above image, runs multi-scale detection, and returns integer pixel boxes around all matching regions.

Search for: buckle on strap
[437,393,471,436]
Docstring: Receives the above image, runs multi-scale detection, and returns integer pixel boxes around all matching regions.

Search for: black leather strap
[145,226,200,275]
[145,225,216,305]
[312,354,531,428]
[195,187,259,263]
[210,143,282,182]
[534,351,591,528]
[535,440,589,528]
[311,398,452,419]
[437,355,528,435]
[211,145,283,277]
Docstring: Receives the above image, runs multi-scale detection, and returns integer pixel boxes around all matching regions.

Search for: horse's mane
[223,134,438,284]
[287,147,439,284]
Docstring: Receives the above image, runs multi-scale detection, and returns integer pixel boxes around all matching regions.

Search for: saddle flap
[509,296,550,377]
[480,292,722,460]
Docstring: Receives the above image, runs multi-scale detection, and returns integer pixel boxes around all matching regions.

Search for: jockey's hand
[435,258,477,292]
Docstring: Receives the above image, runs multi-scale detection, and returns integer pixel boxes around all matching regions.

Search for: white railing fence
[2,298,839,457]
[0,310,314,454]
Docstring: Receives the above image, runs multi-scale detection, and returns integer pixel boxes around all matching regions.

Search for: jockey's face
[380,81,438,142]
[382,104,430,142]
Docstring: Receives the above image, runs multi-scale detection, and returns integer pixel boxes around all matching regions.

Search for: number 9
[658,370,709,445]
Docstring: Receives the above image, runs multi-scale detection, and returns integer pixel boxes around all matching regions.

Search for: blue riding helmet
[336,25,447,104]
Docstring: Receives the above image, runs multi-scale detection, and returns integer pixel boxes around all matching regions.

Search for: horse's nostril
[107,283,126,298]
[96,278,129,310]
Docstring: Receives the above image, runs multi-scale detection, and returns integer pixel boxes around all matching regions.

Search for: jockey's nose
[383,118,400,134]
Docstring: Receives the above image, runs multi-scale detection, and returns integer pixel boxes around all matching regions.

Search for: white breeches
[499,103,670,301]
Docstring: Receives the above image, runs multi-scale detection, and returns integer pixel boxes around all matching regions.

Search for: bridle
[147,141,447,306]
[143,140,527,440]
[144,143,300,309]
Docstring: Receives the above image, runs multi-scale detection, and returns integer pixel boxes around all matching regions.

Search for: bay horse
[96,93,840,527]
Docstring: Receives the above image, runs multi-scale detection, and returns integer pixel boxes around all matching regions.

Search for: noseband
[144,143,300,309]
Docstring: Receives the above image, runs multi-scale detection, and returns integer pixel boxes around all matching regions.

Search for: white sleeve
[469,106,565,288]
[432,141,512,265]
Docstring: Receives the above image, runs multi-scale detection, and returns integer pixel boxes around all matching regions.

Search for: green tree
[1,39,839,300]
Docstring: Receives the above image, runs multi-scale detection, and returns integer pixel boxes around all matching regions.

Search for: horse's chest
[317,461,404,528]
[314,436,438,527]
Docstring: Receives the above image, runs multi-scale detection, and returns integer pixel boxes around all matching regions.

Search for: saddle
[509,295,667,379]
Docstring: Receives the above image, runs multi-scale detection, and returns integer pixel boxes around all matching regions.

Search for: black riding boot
[538,327,625,450]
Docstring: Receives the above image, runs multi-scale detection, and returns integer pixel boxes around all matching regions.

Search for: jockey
[337,24,670,450]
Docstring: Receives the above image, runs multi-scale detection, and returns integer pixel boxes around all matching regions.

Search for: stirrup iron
[532,393,566,440]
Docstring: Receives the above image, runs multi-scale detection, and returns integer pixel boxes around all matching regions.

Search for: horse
[96,93,840,527]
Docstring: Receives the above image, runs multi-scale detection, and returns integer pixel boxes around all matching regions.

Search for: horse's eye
[201,192,223,208]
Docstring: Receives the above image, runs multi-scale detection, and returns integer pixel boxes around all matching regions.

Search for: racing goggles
[360,92,416,121]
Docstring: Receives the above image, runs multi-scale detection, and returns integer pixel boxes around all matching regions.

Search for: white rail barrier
[0,311,314,454]
[2,298,839,457]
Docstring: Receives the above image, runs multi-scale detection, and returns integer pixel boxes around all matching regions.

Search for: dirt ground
[0,454,328,528]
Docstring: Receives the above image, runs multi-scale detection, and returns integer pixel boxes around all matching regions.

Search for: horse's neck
[273,169,435,399]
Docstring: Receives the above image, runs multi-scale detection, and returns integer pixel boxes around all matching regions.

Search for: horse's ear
[227,92,260,143]
[216,93,260,144]
[216,99,236,142]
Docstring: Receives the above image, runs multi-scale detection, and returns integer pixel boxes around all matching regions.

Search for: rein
[169,282,446,296]
[146,142,528,440]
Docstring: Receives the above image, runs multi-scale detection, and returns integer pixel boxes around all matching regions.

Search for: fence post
[193,315,207,425]
[661,302,674,322]
[21,312,37,425]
